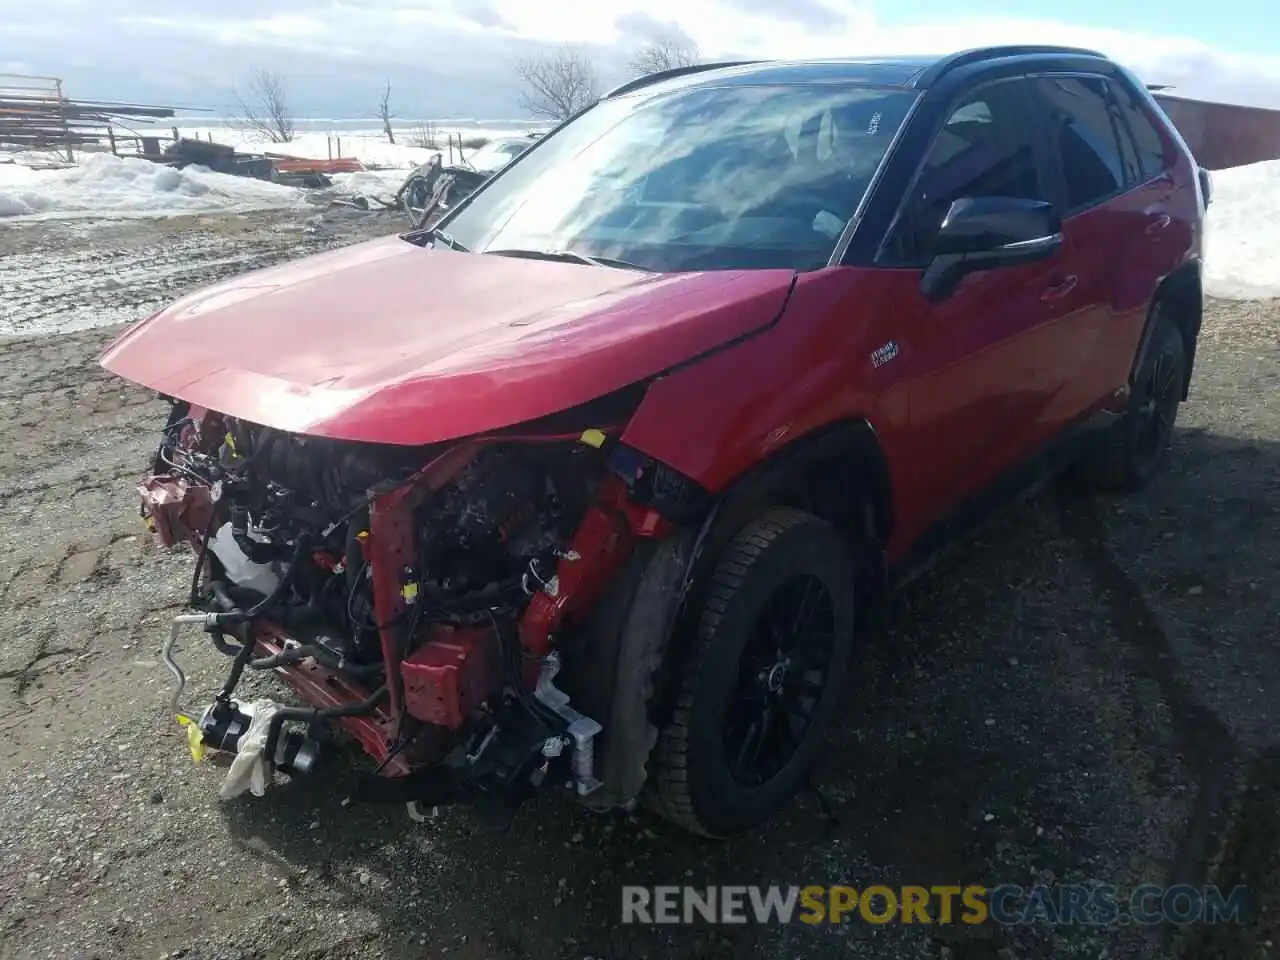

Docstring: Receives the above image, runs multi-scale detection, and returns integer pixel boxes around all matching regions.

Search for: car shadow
[218,424,1280,960]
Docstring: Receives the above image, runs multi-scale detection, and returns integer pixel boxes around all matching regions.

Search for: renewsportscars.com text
[621,884,1249,926]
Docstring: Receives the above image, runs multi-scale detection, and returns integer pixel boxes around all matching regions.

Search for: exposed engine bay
[144,397,699,822]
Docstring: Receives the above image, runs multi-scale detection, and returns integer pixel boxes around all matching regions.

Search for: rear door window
[1032,77,1129,212]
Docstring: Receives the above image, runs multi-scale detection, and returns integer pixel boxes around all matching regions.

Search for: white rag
[219,699,283,800]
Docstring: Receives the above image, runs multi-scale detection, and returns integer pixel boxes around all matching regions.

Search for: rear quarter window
[1110,81,1169,181]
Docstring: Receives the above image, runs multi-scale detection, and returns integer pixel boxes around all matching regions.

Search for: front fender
[620,268,897,494]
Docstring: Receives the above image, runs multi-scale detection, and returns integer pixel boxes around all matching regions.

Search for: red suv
[101,45,1206,836]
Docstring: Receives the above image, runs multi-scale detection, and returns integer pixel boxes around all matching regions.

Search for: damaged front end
[145,397,705,823]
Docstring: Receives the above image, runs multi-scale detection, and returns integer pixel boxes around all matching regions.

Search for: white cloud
[6,0,1280,115]
[487,0,875,54]
[813,16,1280,107]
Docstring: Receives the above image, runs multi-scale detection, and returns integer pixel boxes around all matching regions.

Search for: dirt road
[0,206,394,337]
[0,211,1277,960]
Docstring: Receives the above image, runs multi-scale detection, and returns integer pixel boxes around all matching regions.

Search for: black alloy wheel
[721,573,837,787]
[649,507,858,837]
[1081,309,1187,492]
[1131,328,1184,468]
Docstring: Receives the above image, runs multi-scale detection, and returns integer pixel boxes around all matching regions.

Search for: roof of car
[603,45,1111,99]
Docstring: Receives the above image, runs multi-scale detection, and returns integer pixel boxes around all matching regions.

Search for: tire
[1081,307,1186,492]
[649,507,857,837]
[557,532,694,811]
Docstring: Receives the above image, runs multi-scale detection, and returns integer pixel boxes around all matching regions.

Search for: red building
[1152,90,1280,170]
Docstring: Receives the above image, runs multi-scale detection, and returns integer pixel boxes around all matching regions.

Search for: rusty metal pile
[0,73,177,159]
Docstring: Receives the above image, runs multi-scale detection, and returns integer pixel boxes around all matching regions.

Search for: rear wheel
[649,508,856,837]
[1081,308,1186,492]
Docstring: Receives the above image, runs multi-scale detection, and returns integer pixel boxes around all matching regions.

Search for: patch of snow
[0,149,74,169]
[328,169,411,202]
[204,130,438,170]
[1204,159,1280,300]
[0,153,302,221]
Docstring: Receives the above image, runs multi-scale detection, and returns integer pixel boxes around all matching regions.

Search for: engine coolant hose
[263,685,388,768]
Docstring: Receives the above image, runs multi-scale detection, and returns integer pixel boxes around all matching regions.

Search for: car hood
[100,236,797,445]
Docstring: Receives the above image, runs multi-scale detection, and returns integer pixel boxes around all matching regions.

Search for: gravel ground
[0,203,395,337]
[0,211,1277,960]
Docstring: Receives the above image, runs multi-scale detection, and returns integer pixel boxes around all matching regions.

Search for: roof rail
[603,60,763,99]
[919,44,1107,84]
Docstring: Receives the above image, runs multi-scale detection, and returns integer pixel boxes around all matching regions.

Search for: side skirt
[887,407,1119,590]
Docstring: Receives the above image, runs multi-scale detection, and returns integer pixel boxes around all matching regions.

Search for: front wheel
[1081,309,1186,492]
[649,508,856,837]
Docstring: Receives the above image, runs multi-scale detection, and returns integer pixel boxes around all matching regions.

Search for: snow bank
[0,153,302,220]
[1204,158,1280,300]
[159,123,544,170]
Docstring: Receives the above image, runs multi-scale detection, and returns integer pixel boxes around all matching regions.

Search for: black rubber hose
[210,579,383,679]
[264,685,387,765]
[211,571,318,669]
[209,630,244,658]
[218,632,258,698]
[209,580,238,613]
[189,508,220,608]
[212,538,308,624]
[244,537,307,618]
[249,645,320,669]
[216,581,320,628]
[245,641,384,679]
[201,581,247,657]
[201,534,302,660]
[313,649,385,678]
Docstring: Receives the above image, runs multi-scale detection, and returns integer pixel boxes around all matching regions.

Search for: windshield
[442,83,918,272]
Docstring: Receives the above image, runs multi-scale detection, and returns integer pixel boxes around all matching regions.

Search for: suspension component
[534,651,603,796]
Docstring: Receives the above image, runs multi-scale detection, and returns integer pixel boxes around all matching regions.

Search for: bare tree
[379,81,396,144]
[515,45,600,124]
[628,36,701,77]
[234,67,296,144]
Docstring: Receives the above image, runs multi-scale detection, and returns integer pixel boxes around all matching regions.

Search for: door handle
[1041,275,1078,303]
[1146,214,1172,236]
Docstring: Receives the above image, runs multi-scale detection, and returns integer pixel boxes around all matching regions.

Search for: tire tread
[650,507,818,836]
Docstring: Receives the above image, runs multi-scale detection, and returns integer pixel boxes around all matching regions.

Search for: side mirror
[921,196,1063,302]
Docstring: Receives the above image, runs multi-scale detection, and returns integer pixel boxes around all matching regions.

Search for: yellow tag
[579,428,607,449]
[224,432,238,457]
[401,582,419,602]
[177,714,205,764]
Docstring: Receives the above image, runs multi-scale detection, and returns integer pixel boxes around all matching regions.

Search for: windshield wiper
[430,228,468,252]
[484,248,651,272]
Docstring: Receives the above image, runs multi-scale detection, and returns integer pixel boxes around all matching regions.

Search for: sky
[3,0,1280,119]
